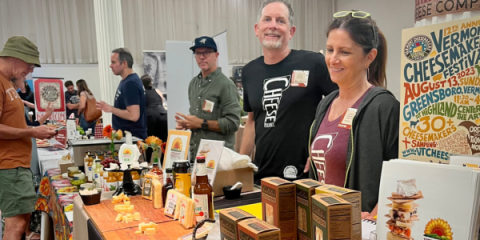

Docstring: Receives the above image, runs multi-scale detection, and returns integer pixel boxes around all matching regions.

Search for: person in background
[76,79,97,135]
[175,36,241,159]
[64,80,79,121]
[308,10,399,219]
[17,80,54,126]
[0,36,56,240]
[141,75,168,162]
[96,48,147,140]
[18,81,35,120]
[240,0,338,183]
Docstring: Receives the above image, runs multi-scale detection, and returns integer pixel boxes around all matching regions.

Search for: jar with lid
[96,151,105,161]
[71,173,86,188]
[68,166,80,178]
[173,160,191,198]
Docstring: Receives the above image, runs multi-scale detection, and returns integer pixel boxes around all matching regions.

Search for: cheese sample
[179,196,195,229]
[145,228,156,236]
[133,212,140,221]
[124,200,131,205]
[164,189,184,219]
[153,179,163,209]
[138,222,157,231]
[112,193,130,204]
[114,204,134,213]
[135,231,142,235]
[115,213,123,222]
[122,216,133,223]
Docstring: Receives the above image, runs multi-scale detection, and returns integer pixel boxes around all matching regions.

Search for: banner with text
[415,0,480,21]
[400,16,480,162]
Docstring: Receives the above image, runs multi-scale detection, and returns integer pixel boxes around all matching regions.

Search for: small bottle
[105,172,118,192]
[86,154,95,183]
[116,172,124,187]
[93,158,102,188]
[162,168,174,207]
[131,171,141,186]
[193,156,214,221]
[102,172,108,191]
[151,157,164,179]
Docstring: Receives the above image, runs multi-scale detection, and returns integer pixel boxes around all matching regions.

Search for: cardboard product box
[219,208,256,240]
[58,160,74,174]
[238,218,280,240]
[213,167,254,196]
[294,179,323,240]
[315,185,361,240]
[311,194,352,240]
[261,177,296,240]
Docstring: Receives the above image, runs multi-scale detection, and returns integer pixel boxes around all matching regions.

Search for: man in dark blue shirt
[96,48,147,139]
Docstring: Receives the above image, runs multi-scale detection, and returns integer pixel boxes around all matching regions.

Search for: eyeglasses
[194,51,214,58]
[333,11,378,48]
[28,64,36,70]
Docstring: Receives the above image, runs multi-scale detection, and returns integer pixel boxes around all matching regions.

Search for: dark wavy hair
[141,75,153,90]
[327,11,387,88]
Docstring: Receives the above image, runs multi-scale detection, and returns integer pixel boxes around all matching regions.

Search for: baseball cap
[0,36,41,67]
[190,36,217,52]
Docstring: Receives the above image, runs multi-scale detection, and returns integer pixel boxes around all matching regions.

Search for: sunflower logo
[424,218,453,240]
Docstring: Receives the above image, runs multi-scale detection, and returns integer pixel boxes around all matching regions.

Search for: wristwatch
[201,119,208,130]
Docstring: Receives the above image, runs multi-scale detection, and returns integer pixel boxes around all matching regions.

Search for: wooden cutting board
[102,221,192,240]
[84,196,174,233]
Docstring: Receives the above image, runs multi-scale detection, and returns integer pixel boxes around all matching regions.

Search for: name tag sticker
[202,100,214,113]
[338,108,357,129]
[291,70,310,87]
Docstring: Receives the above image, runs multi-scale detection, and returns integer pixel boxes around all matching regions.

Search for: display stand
[109,168,143,196]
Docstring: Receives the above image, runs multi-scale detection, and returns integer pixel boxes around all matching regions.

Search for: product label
[165,193,178,215]
[142,179,153,198]
[175,173,192,197]
[94,173,101,187]
[194,194,209,222]
[105,181,118,192]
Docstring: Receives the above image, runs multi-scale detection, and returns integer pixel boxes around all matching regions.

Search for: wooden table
[84,196,191,239]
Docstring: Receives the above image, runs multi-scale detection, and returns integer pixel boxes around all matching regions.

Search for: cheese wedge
[164,190,185,219]
[153,179,163,209]
[179,196,195,229]
[133,212,140,221]
[145,228,156,236]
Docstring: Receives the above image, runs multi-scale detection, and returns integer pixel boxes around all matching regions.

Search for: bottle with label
[102,172,108,191]
[117,172,124,187]
[162,168,174,207]
[86,154,94,183]
[93,158,103,188]
[151,156,164,179]
[131,171,141,186]
[174,160,191,197]
[193,156,214,221]
[105,172,118,192]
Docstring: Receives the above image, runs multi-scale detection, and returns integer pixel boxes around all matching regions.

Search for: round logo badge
[283,165,298,179]
[41,85,59,102]
[404,35,433,61]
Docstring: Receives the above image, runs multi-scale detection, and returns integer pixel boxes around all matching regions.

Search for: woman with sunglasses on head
[308,11,399,220]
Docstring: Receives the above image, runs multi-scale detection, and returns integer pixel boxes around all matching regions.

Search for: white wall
[335,0,415,99]
[32,64,144,104]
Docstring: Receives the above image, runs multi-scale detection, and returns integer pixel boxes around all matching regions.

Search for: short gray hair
[257,0,294,26]
[112,48,134,68]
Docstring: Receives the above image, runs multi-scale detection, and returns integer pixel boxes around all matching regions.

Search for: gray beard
[262,40,282,49]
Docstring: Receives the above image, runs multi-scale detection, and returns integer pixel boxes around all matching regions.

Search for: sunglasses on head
[333,11,378,48]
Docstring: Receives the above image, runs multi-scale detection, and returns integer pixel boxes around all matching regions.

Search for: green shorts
[0,167,36,218]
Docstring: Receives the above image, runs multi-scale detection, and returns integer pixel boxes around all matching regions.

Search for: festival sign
[399,16,480,163]
[415,0,480,22]
[34,78,66,121]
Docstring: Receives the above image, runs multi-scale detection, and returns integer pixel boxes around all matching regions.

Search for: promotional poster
[33,78,66,121]
[399,16,480,163]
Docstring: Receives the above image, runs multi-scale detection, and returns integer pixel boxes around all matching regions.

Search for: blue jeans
[80,115,96,135]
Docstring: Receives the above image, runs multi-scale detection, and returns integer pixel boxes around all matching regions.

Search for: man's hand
[31,125,56,140]
[304,157,311,173]
[45,102,54,116]
[175,113,202,130]
[174,120,186,130]
[96,101,113,113]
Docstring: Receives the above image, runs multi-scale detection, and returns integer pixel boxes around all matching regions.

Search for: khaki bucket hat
[0,36,41,67]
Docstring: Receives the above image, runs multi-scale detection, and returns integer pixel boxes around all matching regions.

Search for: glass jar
[71,173,86,188]
[68,166,80,178]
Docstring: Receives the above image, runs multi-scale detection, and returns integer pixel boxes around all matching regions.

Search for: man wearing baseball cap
[0,36,56,240]
[175,36,241,159]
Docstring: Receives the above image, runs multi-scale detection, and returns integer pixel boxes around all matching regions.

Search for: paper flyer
[399,16,480,163]
[191,139,225,185]
[377,160,480,240]
[162,130,191,170]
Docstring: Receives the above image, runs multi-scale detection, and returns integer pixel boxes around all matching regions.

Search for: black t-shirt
[242,50,338,183]
[65,90,79,119]
[112,73,147,140]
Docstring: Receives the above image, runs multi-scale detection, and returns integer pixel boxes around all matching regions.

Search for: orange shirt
[0,71,32,169]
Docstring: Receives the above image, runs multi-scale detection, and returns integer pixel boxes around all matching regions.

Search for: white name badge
[291,70,310,87]
[338,108,357,130]
[202,99,214,113]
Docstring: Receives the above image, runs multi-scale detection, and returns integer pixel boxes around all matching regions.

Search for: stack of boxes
[219,177,363,240]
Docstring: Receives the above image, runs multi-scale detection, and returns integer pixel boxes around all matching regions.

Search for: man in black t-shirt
[64,80,79,120]
[240,0,338,183]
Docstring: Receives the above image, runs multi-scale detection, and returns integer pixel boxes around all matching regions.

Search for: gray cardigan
[309,86,400,212]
